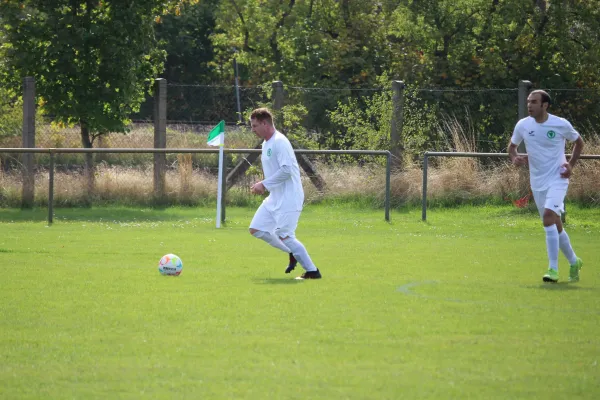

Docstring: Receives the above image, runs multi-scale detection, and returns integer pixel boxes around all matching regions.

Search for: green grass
[1,205,599,399]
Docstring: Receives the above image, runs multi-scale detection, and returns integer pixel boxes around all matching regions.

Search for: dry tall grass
[3,165,218,207]
[390,117,600,207]
[1,122,600,208]
[25,123,258,149]
[2,154,598,208]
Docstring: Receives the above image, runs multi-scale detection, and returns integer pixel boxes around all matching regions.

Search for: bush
[0,88,23,138]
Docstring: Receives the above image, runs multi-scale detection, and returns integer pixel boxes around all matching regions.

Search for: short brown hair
[250,108,274,125]
[530,90,552,106]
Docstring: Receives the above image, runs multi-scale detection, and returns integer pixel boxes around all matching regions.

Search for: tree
[203,0,600,155]
[210,0,391,134]
[211,0,389,87]
[379,0,600,152]
[156,0,219,83]
[0,1,168,195]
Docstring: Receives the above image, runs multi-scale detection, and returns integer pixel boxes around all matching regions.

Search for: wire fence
[2,83,600,159]
[403,88,519,155]
[132,84,269,125]
[128,83,600,153]
[0,148,392,223]
[421,152,600,222]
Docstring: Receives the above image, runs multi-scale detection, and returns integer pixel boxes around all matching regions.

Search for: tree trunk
[80,122,94,205]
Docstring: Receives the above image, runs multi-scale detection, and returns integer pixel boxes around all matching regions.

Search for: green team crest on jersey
[547,130,556,139]
[267,148,272,157]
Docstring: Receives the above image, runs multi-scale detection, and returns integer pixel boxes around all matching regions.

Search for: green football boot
[568,258,583,283]
[542,268,559,283]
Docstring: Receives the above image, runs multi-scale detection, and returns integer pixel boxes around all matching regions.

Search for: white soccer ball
[158,254,183,276]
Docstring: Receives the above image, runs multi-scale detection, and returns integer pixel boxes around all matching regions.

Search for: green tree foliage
[2,0,599,158]
[131,0,220,121]
[211,0,401,90]
[210,1,392,135]
[0,88,23,138]
[0,14,16,137]
[331,0,600,154]
[155,0,219,83]
[0,1,166,148]
[327,75,442,160]
[205,0,599,155]
[385,0,600,89]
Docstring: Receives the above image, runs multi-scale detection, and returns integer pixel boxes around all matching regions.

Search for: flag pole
[216,143,224,228]
[207,120,225,229]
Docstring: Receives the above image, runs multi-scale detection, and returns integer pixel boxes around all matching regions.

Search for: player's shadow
[526,282,594,291]
[0,208,190,222]
[254,278,304,285]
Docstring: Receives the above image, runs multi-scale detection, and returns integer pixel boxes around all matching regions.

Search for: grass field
[1,205,599,399]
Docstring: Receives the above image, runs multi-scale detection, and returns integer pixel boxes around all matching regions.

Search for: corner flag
[207,120,225,228]
[207,120,225,147]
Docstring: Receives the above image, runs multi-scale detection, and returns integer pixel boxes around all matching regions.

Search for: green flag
[207,120,225,146]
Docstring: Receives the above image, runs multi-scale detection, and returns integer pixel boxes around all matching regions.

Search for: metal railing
[1,148,392,224]
[421,151,600,221]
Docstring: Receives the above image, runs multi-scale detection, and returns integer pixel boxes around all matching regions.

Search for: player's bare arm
[561,136,584,178]
[508,142,528,166]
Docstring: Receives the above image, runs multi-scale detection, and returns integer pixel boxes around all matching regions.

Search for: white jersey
[511,114,580,191]
[260,130,304,212]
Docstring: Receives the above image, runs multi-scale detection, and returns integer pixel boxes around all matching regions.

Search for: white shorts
[532,182,569,218]
[249,203,301,239]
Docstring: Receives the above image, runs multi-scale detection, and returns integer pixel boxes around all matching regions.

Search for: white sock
[284,238,317,272]
[252,231,291,253]
[558,229,578,265]
[544,225,559,271]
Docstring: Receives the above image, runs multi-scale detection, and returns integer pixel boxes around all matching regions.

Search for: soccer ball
[158,254,183,276]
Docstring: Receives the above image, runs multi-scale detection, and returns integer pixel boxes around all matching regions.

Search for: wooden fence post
[21,77,35,208]
[517,80,532,153]
[390,80,405,168]
[154,78,167,204]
